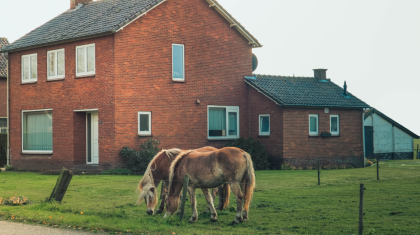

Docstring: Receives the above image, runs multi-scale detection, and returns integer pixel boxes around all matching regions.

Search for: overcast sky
[1,0,419,136]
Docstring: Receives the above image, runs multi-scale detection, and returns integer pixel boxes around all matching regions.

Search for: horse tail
[222,183,230,209]
[242,151,255,212]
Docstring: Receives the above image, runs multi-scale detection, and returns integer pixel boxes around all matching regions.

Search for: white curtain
[209,108,226,131]
[23,112,52,151]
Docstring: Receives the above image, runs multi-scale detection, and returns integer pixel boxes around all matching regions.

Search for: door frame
[86,112,99,164]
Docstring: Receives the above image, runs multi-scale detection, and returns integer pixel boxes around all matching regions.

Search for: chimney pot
[313,68,327,80]
[71,0,93,9]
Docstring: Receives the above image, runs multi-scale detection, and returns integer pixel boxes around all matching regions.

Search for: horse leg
[204,187,217,214]
[240,181,248,220]
[156,181,167,214]
[201,188,217,222]
[188,187,198,223]
[229,182,244,224]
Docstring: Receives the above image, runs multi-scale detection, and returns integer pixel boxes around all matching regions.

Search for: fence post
[376,154,379,180]
[48,167,73,202]
[179,175,189,222]
[317,158,320,186]
[359,184,365,235]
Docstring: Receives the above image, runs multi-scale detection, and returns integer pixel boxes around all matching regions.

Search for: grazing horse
[137,147,230,215]
[165,147,255,224]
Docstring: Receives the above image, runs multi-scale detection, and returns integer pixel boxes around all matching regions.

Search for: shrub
[347,165,354,169]
[5,165,14,171]
[120,138,161,174]
[225,137,270,170]
[101,168,132,175]
[331,165,338,170]
[366,160,373,167]
[281,163,294,170]
[0,168,2,173]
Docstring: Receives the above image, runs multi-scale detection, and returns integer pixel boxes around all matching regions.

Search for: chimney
[313,68,327,80]
[71,0,93,9]
[343,81,348,96]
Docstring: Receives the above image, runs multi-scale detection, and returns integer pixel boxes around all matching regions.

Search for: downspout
[247,84,250,138]
[6,54,10,166]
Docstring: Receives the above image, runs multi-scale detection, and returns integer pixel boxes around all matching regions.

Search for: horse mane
[168,150,193,194]
[138,148,182,192]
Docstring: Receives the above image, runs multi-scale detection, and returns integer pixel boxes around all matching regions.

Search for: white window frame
[330,114,340,136]
[21,53,37,83]
[75,43,95,76]
[309,114,319,136]
[207,105,239,140]
[259,114,270,136]
[0,117,7,134]
[21,108,53,154]
[47,48,65,80]
[172,44,185,81]
[138,111,152,136]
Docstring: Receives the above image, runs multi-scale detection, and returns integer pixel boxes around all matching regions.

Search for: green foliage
[120,138,161,174]
[281,163,294,170]
[0,168,2,173]
[0,133,6,167]
[225,137,270,170]
[5,165,14,171]
[101,168,132,175]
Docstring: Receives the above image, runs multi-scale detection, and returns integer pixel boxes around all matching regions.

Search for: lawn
[1,160,420,234]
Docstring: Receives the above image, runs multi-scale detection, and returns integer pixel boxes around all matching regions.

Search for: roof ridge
[253,74,314,78]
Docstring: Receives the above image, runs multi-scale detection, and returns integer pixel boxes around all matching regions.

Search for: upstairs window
[172,44,184,81]
[259,114,270,136]
[208,106,239,139]
[76,44,95,76]
[47,49,65,80]
[138,112,151,136]
[21,54,37,83]
[309,114,318,136]
[330,114,340,135]
[0,118,7,133]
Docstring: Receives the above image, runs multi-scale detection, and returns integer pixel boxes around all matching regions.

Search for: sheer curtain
[209,108,226,136]
[260,116,269,133]
[228,112,237,135]
[23,112,52,151]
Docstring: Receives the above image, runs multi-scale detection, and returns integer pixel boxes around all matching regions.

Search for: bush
[225,137,270,170]
[281,163,294,170]
[5,165,14,171]
[101,168,132,175]
[120,138,161,174]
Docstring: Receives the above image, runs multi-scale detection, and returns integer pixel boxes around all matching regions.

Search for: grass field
[1,160,420,234]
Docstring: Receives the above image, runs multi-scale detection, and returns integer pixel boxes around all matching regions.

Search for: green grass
[1,160,420,234]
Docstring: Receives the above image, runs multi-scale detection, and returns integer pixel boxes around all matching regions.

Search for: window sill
[22,151,53,155]
[207,138,239,141]
[258,135,270,138]
[75,74,95,79]
[173,80,186,83]
[138,134,152,137]
[21,81,37,85]
[308,135,319,138]
[47,78,65,82]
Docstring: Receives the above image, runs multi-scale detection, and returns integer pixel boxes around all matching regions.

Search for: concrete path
[0,221,95,235]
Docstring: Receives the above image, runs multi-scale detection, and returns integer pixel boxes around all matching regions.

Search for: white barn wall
[373,115,393,154]
[394,127,413,152]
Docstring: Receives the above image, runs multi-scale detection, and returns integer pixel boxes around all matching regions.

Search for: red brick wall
[0,78,6,117]
[282,107,364,167]
[248,86,283,167]
[113,0,253,151]
[8,35,116,170]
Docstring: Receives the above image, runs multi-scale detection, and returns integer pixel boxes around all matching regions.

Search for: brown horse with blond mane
[165,147,255,224]
[137,147,230,215]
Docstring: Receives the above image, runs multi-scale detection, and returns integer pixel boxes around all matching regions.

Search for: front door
[87,112,99,164]
[364,126,374,158]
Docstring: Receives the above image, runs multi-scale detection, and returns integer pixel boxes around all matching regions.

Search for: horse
[164,147,255,224]
[137,147,230,215]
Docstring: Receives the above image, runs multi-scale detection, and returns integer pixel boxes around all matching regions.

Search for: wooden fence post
[317,158,320,186]
[359,184,365,235]
[179,175,189,222]
[48,167,73,202]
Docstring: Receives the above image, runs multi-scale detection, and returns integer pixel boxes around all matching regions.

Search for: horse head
[137,181,158,215]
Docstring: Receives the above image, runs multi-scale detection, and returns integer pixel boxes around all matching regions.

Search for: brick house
[245,69,370,168]
[0,0,262,171]
[0,38,9,134]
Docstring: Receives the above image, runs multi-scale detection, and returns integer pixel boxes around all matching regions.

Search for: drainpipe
[6,54,10,166]
[362,109,365,167]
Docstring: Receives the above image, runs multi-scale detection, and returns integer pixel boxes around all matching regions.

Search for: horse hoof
[189,217,197,223]
[210,218,218,222]
[156,210,163,214]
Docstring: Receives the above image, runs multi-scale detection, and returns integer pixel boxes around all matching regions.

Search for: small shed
[364,108,419,160]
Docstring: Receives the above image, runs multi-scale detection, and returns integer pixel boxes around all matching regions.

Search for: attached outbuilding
[364,108,419,160]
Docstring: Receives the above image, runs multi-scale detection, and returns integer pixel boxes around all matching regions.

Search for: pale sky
[1,0,419,136]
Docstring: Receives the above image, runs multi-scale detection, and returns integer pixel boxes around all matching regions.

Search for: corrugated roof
[1,0,261,52]
[245,74,370,108]
[0,37,9,77]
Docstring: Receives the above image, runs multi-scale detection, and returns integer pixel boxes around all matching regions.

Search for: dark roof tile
[245,74,370,108]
